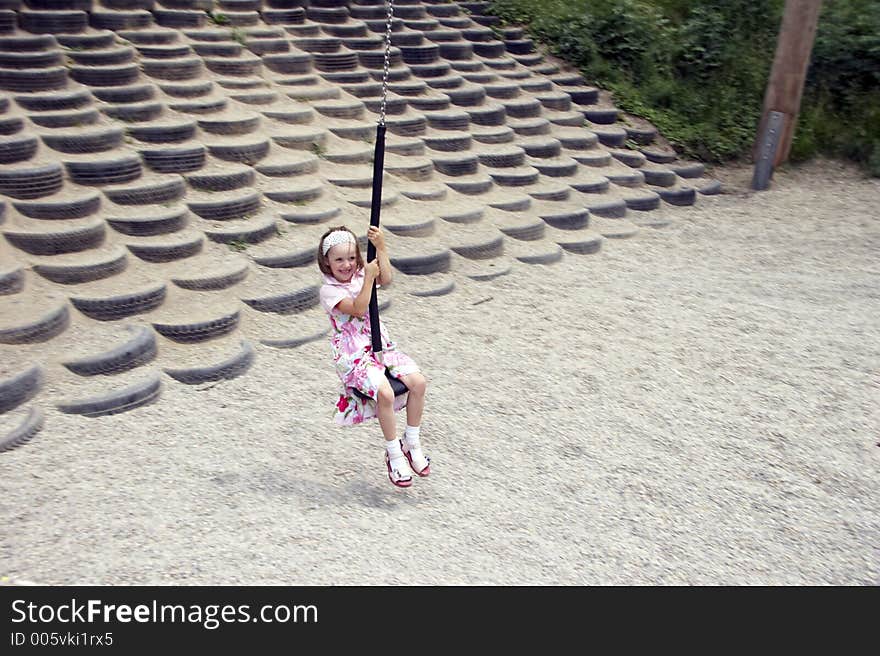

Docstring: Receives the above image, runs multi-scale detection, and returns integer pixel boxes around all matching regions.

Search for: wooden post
[752,0,823,188]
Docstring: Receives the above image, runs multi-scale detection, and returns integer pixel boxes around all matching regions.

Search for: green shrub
[491,0,879,175]
[796,0,880,174]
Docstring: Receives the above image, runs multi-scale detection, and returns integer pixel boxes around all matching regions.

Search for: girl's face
[325,242,357,283]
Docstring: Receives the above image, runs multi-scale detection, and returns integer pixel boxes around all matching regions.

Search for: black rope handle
[367,1,394,355]
[367,124,386,354]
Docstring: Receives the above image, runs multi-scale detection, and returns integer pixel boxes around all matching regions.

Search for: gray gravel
[1,159,878,585]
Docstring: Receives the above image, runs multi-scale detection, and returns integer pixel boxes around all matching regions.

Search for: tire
[89,9,153,30]
[14,88,91,111]
[152,9,206,29]
[63,325,157,376]
[203,56,262,77]
[244,37,290,55]
[69,63,140,87]
[196,114,261,136]
[136,44,193,59]
[242,285,319,315]
[670,162,705,178]
[519,137,561,159]
[67,47,135,67]
[28,108,99,129]
[610,149,647,168]
[103,176,186,206]
[570,177,610,194]
[390,250,451,275]
[40,127,124,154]
[659,186,696,206]
[254,154,318,177]
[152,309,240,342]
[186,165,254,192]
[515,244,564,265]
[531,158,578,177]
[33,248,127,284]
[158,80,213,98]
[0,134,37,163]
[466,104,507,126]
[171,262,249,290]
[567,87,599,105]
[383,115,427,137]
[0,50,62,69]
[64,155,142,186]
[91,83,155,104]
[487,166,539,187]
[0,407,44,452]
[0,34,56,51]
[186,190,260,221]
[56,31,116,49]
[586,199,627,218]
[624,191,661,211]
[141,56,203,80]
[3,219,105,255]
[642,168,677,187]
[556,233,603,255]
[203,215,277,244]
[164,340,254,384]
[126,233,203,262]
[0,364,43,413]
[0,302,69,344]
[206,139,269,164]
[261,329,327,349]
[106,207,188,236]
[0,265,22,294]
[57,372,161,417]
[19,10,88,34]
[70,283,167,321]
[102,101,164,122]
[139,144,206,174]
[0,66,67,92]
[430,153,477,176]
[556,132,599,150]
[127,121,196,144]
[450,234,504,260]
[476,146,524,168]
[508,117,551,137]
[425,109,471,132]
[117,29,178,45]
[540,209,590,230]
[261,8,305,25]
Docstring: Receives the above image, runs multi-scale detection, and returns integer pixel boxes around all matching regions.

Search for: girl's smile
[326,243,358,283]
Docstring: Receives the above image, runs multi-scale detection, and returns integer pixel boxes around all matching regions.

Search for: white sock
[404,425,421,450]
[386,440,409,476]
[385,439,404,460]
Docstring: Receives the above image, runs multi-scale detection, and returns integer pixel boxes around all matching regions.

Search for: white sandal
[385,452,413,488]
[401,439,431,477]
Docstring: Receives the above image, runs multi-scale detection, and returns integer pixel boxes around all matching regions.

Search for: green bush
[793,0,880,175]
[491,0,879,175]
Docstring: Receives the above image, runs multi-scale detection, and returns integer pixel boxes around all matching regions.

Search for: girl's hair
[317,225,364,276]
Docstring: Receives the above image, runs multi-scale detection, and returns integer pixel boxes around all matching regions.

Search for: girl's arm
[334,261,379,317]
[369,226,393,286]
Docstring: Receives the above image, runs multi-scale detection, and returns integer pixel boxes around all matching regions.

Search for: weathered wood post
[752,0,823,190]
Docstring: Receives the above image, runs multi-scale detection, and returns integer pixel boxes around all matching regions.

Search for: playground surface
[1,159,877,585]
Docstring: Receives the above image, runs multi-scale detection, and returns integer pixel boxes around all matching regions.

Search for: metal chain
[378,0,395,127]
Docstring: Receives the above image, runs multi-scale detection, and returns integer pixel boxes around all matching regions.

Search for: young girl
[318,225,430,488]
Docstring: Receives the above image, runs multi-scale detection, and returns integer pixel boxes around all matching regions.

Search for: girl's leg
[375,380,397,441]
[400,373,427,427]
[399,373,430,476]
[376,380,411,486]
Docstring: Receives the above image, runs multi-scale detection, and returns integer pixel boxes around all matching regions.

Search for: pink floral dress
[319,269,420,425]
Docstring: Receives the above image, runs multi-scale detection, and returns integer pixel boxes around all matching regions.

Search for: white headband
[322,230,356,256]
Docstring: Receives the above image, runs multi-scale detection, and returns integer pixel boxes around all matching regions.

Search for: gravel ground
[1,159,877,585]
